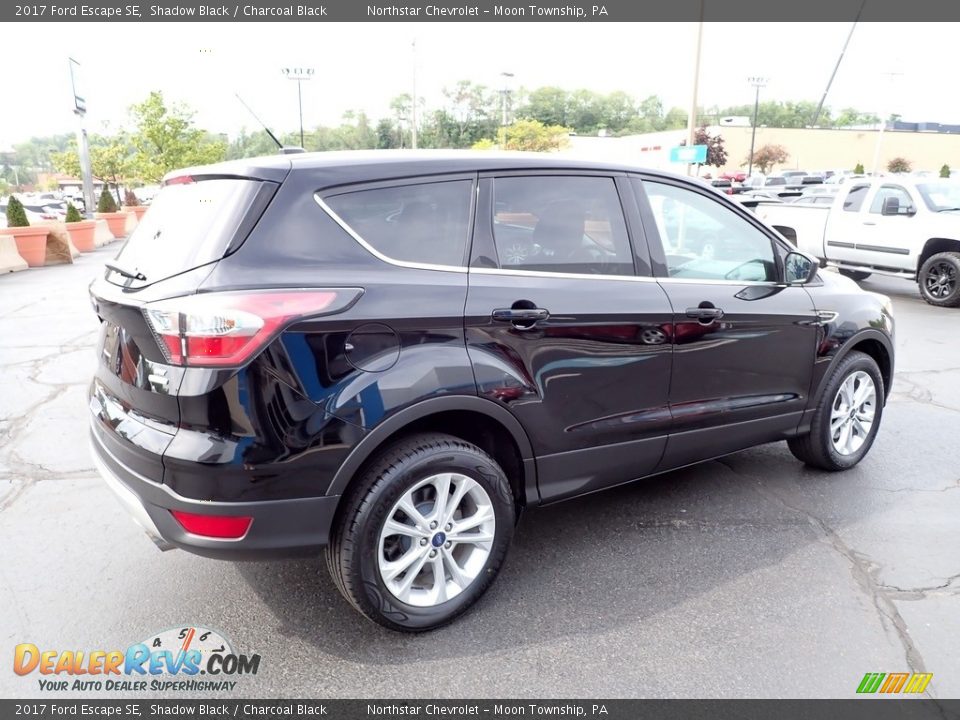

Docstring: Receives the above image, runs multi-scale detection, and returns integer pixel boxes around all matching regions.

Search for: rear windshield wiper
[105,260,147,281]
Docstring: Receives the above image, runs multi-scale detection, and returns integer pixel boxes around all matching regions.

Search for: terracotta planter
[0,226,49,267]
[95,212,129,239]
[66,220,98,252]
[122,205,148,221]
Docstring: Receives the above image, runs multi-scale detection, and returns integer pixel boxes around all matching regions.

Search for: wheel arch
[919,238,960,270]
[813,329,894,407]
[326,396,537,508]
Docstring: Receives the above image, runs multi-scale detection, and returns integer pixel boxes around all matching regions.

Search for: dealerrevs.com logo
[13,626,261,693]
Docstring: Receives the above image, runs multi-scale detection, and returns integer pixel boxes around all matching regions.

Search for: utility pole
[282,67,314,148]
[685,5,704,176]
[500,71,515,126]
[872,69,903,175]
[747,76,767,177]
[69,57,95,217]
[411,40,418,150]
[811,0,866,127]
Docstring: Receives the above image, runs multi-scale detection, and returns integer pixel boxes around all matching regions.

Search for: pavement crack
[752,484,928,675]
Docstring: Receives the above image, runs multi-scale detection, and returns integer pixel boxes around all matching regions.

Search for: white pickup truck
[757,177,960,306]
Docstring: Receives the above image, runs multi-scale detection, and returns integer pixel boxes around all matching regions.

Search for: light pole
[282,67,314,148]
[500,71,515,127]
[69,57,95,217]
[411,40,418,150]
[685,7,704,176]
[747,76,767,177]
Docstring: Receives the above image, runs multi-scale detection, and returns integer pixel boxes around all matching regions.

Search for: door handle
[492,307,549,328]
[685,306,724,322]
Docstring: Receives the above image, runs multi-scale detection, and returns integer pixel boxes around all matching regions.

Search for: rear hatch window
[109,178,271,287]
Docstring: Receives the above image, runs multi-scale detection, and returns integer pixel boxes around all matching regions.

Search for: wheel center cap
[431,532,446,548]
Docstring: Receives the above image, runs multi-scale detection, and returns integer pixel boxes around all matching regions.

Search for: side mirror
[881,196,915,216]
[784,251,818,285]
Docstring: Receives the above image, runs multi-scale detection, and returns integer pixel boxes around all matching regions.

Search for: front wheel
[918,251,960,307]
[788,351,884,471]
[326,433,515,631]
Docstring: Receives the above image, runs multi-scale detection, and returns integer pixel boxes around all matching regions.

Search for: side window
[869,185,914,215]
[491,176,634,275]
[324,179,473,267]
[640,180,777,282]
[843,185,870,212]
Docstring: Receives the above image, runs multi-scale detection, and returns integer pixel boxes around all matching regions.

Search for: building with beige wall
[563,126,960,175]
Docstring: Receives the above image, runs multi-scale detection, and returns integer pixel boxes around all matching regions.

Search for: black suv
[89,151,894,631]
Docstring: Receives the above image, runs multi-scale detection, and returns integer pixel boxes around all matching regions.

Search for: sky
[0,21,955,147]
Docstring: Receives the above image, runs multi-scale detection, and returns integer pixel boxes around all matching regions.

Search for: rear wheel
[918,252,960,307]
[326,433,515,632]
[788,351,884,471]
[838,268,871,281]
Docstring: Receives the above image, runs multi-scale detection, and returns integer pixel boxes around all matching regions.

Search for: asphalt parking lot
[1,247,958,699]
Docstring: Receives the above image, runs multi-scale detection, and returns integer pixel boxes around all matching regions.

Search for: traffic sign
[669,145,708,164]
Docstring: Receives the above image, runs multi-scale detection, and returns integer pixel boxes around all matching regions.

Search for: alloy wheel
[925,261,957,299]
[378,473,496,607]
[829,371,876,456]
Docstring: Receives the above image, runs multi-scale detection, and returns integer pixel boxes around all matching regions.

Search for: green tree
[748,144,789,174]
[128,91,226,182]
[834,108,881,127]
[52,134,134,206]
[5,196,29,227]
[854,162,865,174]
[519,86,568,127]
[940,164,951,178]
[474,119,570,152]
[887,157,911,173]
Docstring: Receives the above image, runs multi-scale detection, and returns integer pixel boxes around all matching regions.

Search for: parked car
[89,151,895,631]
[759,177,960,306]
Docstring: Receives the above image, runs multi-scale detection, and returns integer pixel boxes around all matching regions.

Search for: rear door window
[323,179,474,268]
[490,175,634,275]
[112,178,269,285]
[843,185,870,212]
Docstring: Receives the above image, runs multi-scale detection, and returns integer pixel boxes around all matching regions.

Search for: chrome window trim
[314,194,468,274]
[470,266,657,283]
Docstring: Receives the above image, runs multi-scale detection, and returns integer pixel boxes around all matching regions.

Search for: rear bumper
[90,424,340,560]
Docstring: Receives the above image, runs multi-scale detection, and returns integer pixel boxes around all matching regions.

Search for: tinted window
[843,185,870,212]
[869,185,914,214]
[113,178,266,285]
[641,180,777,282]
[325,179,473,267]
[491,176,633,275]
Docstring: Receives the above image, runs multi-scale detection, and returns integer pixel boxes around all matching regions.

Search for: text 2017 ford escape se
[89,152,894,631]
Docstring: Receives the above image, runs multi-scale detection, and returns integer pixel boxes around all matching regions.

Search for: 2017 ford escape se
[89,152,894,631]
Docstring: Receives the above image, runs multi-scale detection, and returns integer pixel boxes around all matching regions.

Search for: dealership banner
[3,0,960,22]
[1,700,958,719]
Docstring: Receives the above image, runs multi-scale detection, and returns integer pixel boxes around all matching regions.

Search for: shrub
[97,186,118,213]
[941,164,951,178]
[5,196,30,227]
[123,189,140,207]
[854,163,865,174]
[65,203,84,223]
[887,157,911,173]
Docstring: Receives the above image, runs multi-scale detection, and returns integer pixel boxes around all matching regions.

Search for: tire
[918,251,960,307]
[788,351,884,471]
[326,432,515,632]
[838,268,871,281]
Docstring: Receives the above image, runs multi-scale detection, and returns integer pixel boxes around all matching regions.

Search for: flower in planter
[6,196,30,227]
[65,203,84,223]
[97,186,119,214]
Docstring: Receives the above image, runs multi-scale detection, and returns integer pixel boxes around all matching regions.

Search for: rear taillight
[143,288,362,367]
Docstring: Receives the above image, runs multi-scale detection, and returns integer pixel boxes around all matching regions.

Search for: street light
[281,66,314,148]
[499,72,515,127]
[747,76,767,177]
